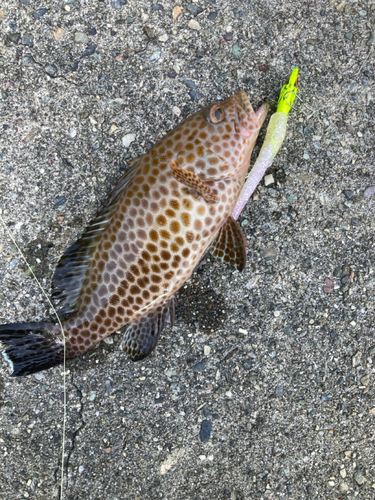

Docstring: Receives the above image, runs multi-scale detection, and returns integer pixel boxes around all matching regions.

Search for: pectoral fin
[121,296,176,361]
[209,216,247,272]
[171,160,219,203]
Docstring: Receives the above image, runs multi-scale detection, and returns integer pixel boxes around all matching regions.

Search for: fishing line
[0,212,67,500]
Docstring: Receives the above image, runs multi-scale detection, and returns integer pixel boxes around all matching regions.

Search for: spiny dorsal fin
[121,296,176,361]
[171,160,219,203]
[52,159,142,315]
[209,216,247,271]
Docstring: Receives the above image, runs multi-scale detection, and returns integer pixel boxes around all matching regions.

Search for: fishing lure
[232,68,299,219]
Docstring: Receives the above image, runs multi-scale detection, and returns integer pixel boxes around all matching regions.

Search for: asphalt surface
[0,1,375,499]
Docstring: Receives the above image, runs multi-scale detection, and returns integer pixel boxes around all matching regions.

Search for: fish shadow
[176,283,228,334]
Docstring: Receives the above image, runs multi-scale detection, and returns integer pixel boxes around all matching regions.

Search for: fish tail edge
[0,322,64,377]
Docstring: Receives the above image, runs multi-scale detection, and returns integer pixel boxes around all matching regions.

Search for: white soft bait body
[232,111,288,220]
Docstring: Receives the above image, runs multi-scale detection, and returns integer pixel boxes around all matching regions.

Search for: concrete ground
[0,0,374,498]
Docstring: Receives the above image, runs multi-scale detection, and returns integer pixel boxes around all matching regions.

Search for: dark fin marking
[0,322,63,377]
[209,215,247,272]
[52,159,141,315]
[171,160,219,203]
[121,296,176,361]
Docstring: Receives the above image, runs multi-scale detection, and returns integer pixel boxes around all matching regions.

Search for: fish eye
[209,105,225,124]
[215,108,223,120]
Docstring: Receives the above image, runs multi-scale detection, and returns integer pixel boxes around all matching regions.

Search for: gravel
[0,0,374,498]
[189,89,201,100]
[199,420,212,442]
[186,5,204,18]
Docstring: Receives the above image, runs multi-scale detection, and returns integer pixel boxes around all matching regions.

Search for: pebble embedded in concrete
[264,174,274,186]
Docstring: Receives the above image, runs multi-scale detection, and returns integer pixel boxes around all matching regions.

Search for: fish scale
[0,91,269,376]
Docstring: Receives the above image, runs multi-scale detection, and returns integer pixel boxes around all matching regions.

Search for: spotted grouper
[0,91,269,376]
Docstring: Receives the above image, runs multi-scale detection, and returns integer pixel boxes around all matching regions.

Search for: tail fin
[0,323,64,377]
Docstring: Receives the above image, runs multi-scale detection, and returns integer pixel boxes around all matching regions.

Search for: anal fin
[121,296,176,361]
[171,160,219,203]
[209,216,247,271]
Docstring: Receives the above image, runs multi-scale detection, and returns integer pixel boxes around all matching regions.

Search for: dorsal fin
[51,159,142,315]
[120,296,176,361]
[209,216,247,271]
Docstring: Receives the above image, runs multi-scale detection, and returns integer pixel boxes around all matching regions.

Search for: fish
[0,91,269,376]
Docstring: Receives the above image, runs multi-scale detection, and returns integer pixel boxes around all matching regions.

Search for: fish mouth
[235,90,261,138]
[237,90,255,115]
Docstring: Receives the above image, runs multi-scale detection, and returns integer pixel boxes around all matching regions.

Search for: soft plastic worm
[233,68,299,220]
[233,111,288,219]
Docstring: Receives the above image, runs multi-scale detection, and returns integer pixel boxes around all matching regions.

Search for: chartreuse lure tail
[233,68,299,220]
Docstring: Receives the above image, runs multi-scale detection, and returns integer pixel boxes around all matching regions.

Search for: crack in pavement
[53,375,86,500]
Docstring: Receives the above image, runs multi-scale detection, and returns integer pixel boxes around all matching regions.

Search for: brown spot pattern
[57,90,263,359]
